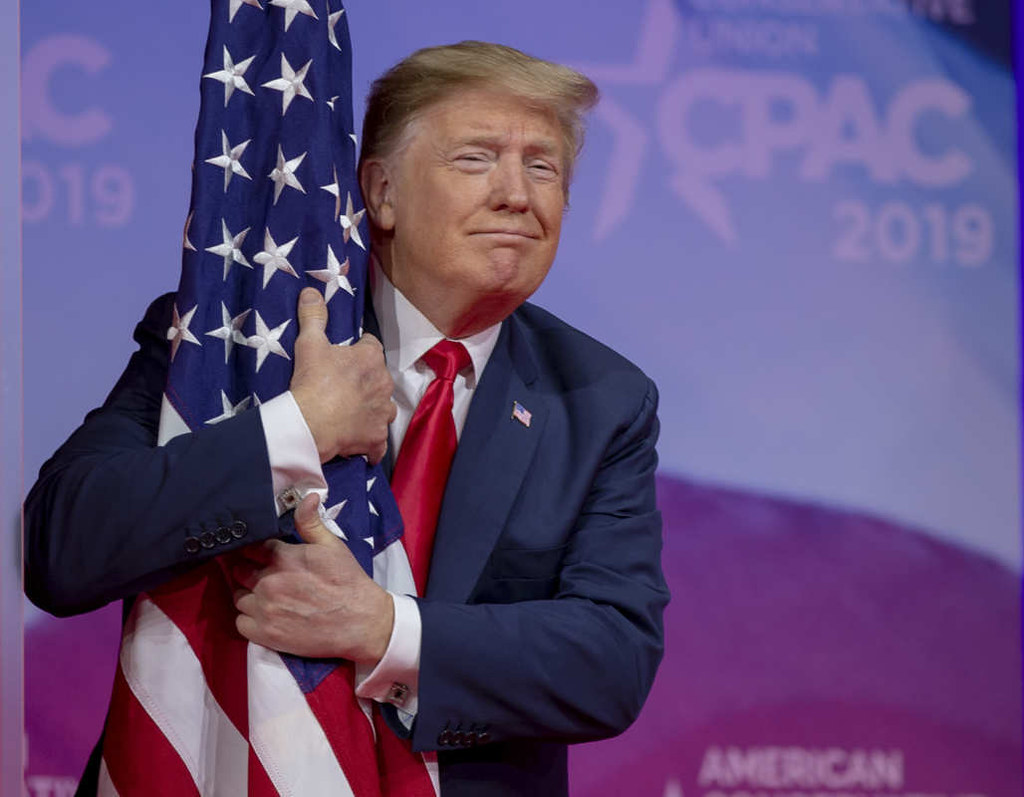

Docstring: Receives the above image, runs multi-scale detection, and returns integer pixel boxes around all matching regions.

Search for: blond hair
[359,41,599,188]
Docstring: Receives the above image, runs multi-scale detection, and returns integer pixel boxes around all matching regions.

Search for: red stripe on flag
[148,560,249,736]
[304,664,384,797]
[149,559,279,797]
[102,665,200,797]
[249,747,278,797]
[374,708,437,797]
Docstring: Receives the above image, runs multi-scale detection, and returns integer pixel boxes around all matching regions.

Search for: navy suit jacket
[25,292,668,796]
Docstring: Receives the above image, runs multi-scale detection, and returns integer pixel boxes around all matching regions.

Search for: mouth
[470,230,539,241]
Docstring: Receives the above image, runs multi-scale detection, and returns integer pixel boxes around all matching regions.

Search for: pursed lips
[470,229,539,240]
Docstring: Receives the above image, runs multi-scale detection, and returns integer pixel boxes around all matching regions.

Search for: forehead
[409,89,563,153]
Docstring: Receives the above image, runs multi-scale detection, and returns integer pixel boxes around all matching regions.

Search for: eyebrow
[453,134,562,158]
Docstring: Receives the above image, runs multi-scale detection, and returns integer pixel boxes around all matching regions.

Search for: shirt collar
[370,256,501,386]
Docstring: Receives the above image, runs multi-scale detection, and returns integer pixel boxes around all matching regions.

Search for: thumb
[293,493,340,546]
[296,288,329,341]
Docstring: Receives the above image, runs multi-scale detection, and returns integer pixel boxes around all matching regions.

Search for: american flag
[98,2,435,794]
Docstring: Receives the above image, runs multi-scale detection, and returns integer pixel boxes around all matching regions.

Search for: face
[363,89,567,338]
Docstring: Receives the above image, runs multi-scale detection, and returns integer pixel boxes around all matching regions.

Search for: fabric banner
[20,1,1020,795]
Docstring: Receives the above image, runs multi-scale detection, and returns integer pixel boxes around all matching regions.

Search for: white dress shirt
[257,259,500,724]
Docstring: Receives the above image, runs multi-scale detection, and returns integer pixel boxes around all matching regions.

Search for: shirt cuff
[355,593,421,724]
[259,391,327,516]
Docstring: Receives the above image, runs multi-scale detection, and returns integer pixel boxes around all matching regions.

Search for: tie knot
[422,339,471,382]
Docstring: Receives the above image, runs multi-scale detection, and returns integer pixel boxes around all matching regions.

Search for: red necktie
[391,340,471,594]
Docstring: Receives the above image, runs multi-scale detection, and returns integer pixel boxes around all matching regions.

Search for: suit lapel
[426,315,547,602]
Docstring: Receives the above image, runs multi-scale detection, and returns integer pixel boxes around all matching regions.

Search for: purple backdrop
[17,0,1022,794]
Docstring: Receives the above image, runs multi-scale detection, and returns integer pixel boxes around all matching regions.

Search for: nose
[489,157,530,213]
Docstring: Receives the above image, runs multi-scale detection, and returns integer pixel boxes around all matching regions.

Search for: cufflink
[277,487,301,511]
[387,682,410,707]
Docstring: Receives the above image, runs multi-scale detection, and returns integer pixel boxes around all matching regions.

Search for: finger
[231,562,262,591]
[235,613,260,644]
[233,589,260,623]
[296,288,329,340]
[234,539,279,566]
[293,493,339,546]
[354,332,383,353]
[367,440,387,466]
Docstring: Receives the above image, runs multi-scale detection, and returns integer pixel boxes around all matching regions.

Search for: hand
[232,494,395,664]
[290,287,396,464]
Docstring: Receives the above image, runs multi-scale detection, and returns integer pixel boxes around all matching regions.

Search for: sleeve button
[183,536,201,555]
[477,731,491,745]
[230,521,248,539]
[437,729,451,746]
[199,531,216,549]
[215,526,232,545]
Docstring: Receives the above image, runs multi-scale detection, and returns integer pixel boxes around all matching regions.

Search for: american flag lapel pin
[511,400,532,428]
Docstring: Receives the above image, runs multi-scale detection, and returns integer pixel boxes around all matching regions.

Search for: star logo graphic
[167,303,201,362]
[205,220,253,280]
[268,145,307,204]
[339,192,366,250]
[242,310,292,372]
[205,390,253,425]
[262,53,314,115]
[254,228,300,288]
[269,0,318,31]
[205,302,252,362]
[228,0,263,22]
[205,130,253,191]
[203,46,256,107]
[573,0,737,244]
[307,245,355,302]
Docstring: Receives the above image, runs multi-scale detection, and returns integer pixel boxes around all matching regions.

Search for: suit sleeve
[413,377,668,750]
[24,294,283,617]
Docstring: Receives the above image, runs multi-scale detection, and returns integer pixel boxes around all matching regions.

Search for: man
[26,41,668,795]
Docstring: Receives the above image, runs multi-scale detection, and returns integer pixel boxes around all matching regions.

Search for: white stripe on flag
[373,537,417,596]
[157,394,192,446]
[97,758,120,797]
[247,644,355,797]
[120,598,250,796]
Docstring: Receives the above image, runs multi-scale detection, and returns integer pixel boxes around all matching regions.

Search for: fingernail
[299,288,319,305]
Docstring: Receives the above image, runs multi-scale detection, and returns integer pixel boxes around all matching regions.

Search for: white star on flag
[183,211,196,251]
[205,302,252,362]
[254,229,300,288]
[206,220,253,280]
[366,477,379,516]
[268,146,307,204]
[203,46,256,106]
[339,192,366,250]
[206,131,252,191]
[167,303,201,362]
[228,0,263,22]
[243,310,291,371]
[262,53,313,115]
[205,390,252,425]
[269,0,318,30]
[327,8,345,50]
[326,499,347,521]
[308,245,354,302]
[320,165,342,219]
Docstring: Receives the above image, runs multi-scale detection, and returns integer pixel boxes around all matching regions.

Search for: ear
[359,160,396,232]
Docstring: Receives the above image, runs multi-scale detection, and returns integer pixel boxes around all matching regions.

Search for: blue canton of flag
[166,0,403,585]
